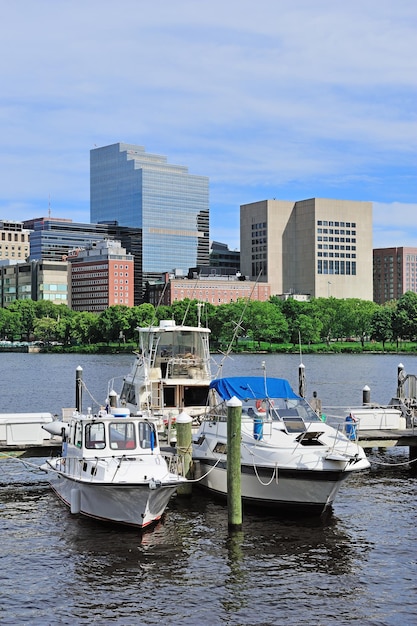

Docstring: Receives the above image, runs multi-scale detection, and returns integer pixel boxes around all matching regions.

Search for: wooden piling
[227,396,242,530]
[75,366,83,413]
[176,412,193,496]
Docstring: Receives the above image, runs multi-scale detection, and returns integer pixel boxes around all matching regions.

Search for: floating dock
[0,412,61,454]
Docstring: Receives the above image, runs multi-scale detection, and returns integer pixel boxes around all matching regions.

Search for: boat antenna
[145,280,170,331]
[215,270,262,377]
[181,280,199,326]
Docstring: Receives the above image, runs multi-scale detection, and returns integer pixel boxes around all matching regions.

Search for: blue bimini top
[209,377,299,401]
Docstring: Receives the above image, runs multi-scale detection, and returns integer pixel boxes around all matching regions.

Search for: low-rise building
[68,240,134,312]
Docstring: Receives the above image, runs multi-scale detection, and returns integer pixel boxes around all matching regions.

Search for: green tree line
[1,292,417,352]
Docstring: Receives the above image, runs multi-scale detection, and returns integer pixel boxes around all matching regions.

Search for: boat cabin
[64,414,158,456]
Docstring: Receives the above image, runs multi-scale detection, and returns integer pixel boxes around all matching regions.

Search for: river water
[1,352,416,626]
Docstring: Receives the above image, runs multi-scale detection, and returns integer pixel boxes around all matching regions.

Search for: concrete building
[240,198,373,300]
[0,220,30,263]
[90,143,210,296]
[373,247,417,304]
[146,271,271,307]
[0,260,69,307]
[68,240,134,312]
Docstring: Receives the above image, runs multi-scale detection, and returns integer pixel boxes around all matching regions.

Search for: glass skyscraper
[90,143,210,287]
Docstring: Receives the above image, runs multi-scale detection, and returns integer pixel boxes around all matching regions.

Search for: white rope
[185,455,224,483]
[241,443,279,485]
[0,451,48,473]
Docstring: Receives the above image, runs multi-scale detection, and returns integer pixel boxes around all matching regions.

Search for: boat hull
[48,471,178,528]
[193,459,349,514]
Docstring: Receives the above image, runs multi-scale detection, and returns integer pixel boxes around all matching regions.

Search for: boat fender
[149,479,162,490]
[70,488,81,514]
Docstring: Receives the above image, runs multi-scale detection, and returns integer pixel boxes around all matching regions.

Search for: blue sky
[1,0,416,251]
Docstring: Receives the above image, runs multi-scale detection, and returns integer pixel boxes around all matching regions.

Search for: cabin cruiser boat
[192,376,370,515]
[118,319,212,442]
[41,407,186,529]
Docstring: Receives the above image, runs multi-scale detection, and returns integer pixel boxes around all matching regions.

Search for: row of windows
[317,221,356,227]
[72,280,110,286]
[317,229,356,236]
[318,245,356,250]
[318,237,356,243]
[72,264,131,273]
[318,253,356,258]
[40,284,67,292]
[0,233,28,242]
[72,286,114,293]
[317,260,357,275]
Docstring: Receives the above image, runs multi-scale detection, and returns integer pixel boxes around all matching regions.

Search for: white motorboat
[41,407,186,529]
[118,319,212,442]
[192,376,370,515]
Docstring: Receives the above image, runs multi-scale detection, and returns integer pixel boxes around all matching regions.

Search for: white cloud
[0,0,415,252]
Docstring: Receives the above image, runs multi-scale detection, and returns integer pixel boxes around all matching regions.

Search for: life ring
[255,399,274,412]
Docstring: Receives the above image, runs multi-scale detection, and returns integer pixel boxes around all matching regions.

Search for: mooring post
[362,385,371,405]
[298,363,306,398]
[176,412,193,496]
[397,363,405,399]
[109,390,117,408]
[75,366,83,413]
[227,396,242,530]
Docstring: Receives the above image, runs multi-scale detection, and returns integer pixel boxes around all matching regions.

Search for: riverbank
[18,340,417,355]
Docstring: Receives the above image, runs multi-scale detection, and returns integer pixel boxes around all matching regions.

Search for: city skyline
[1,1,416,252]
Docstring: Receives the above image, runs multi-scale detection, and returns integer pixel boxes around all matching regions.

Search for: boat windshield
[155,330,206,363]
[84,420,156,451]
[242,397,321,422]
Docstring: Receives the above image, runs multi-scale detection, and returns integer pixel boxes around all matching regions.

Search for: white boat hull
[194,459,350,514]
[47,467,178,528]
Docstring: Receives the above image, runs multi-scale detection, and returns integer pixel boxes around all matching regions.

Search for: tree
[371,306,393,349]
[33,317,58,344]
[97,306,132,343]
[71,312,100,344]
[395,292,417,341]
[6,299,36,339]
[244,301,289,347]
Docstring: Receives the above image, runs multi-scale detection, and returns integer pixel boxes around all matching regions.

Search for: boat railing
[165,356,208,380]
[161,450,185,477]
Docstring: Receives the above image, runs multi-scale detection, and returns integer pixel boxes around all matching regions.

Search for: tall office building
[90,143,210,298]
[373,247,417,304]
[240,198,373,300]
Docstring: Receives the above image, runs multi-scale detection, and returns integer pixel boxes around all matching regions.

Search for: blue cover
[209,377,299,401]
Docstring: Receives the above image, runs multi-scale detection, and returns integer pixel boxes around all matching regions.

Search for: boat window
[184,385,209,407]
[120,382,136,405]
[85,422,106,449]
[138,422,156,450]
[283,417,306,433]
[163,386,176,407]
[75,421,83,448]
[109,421,137,450]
